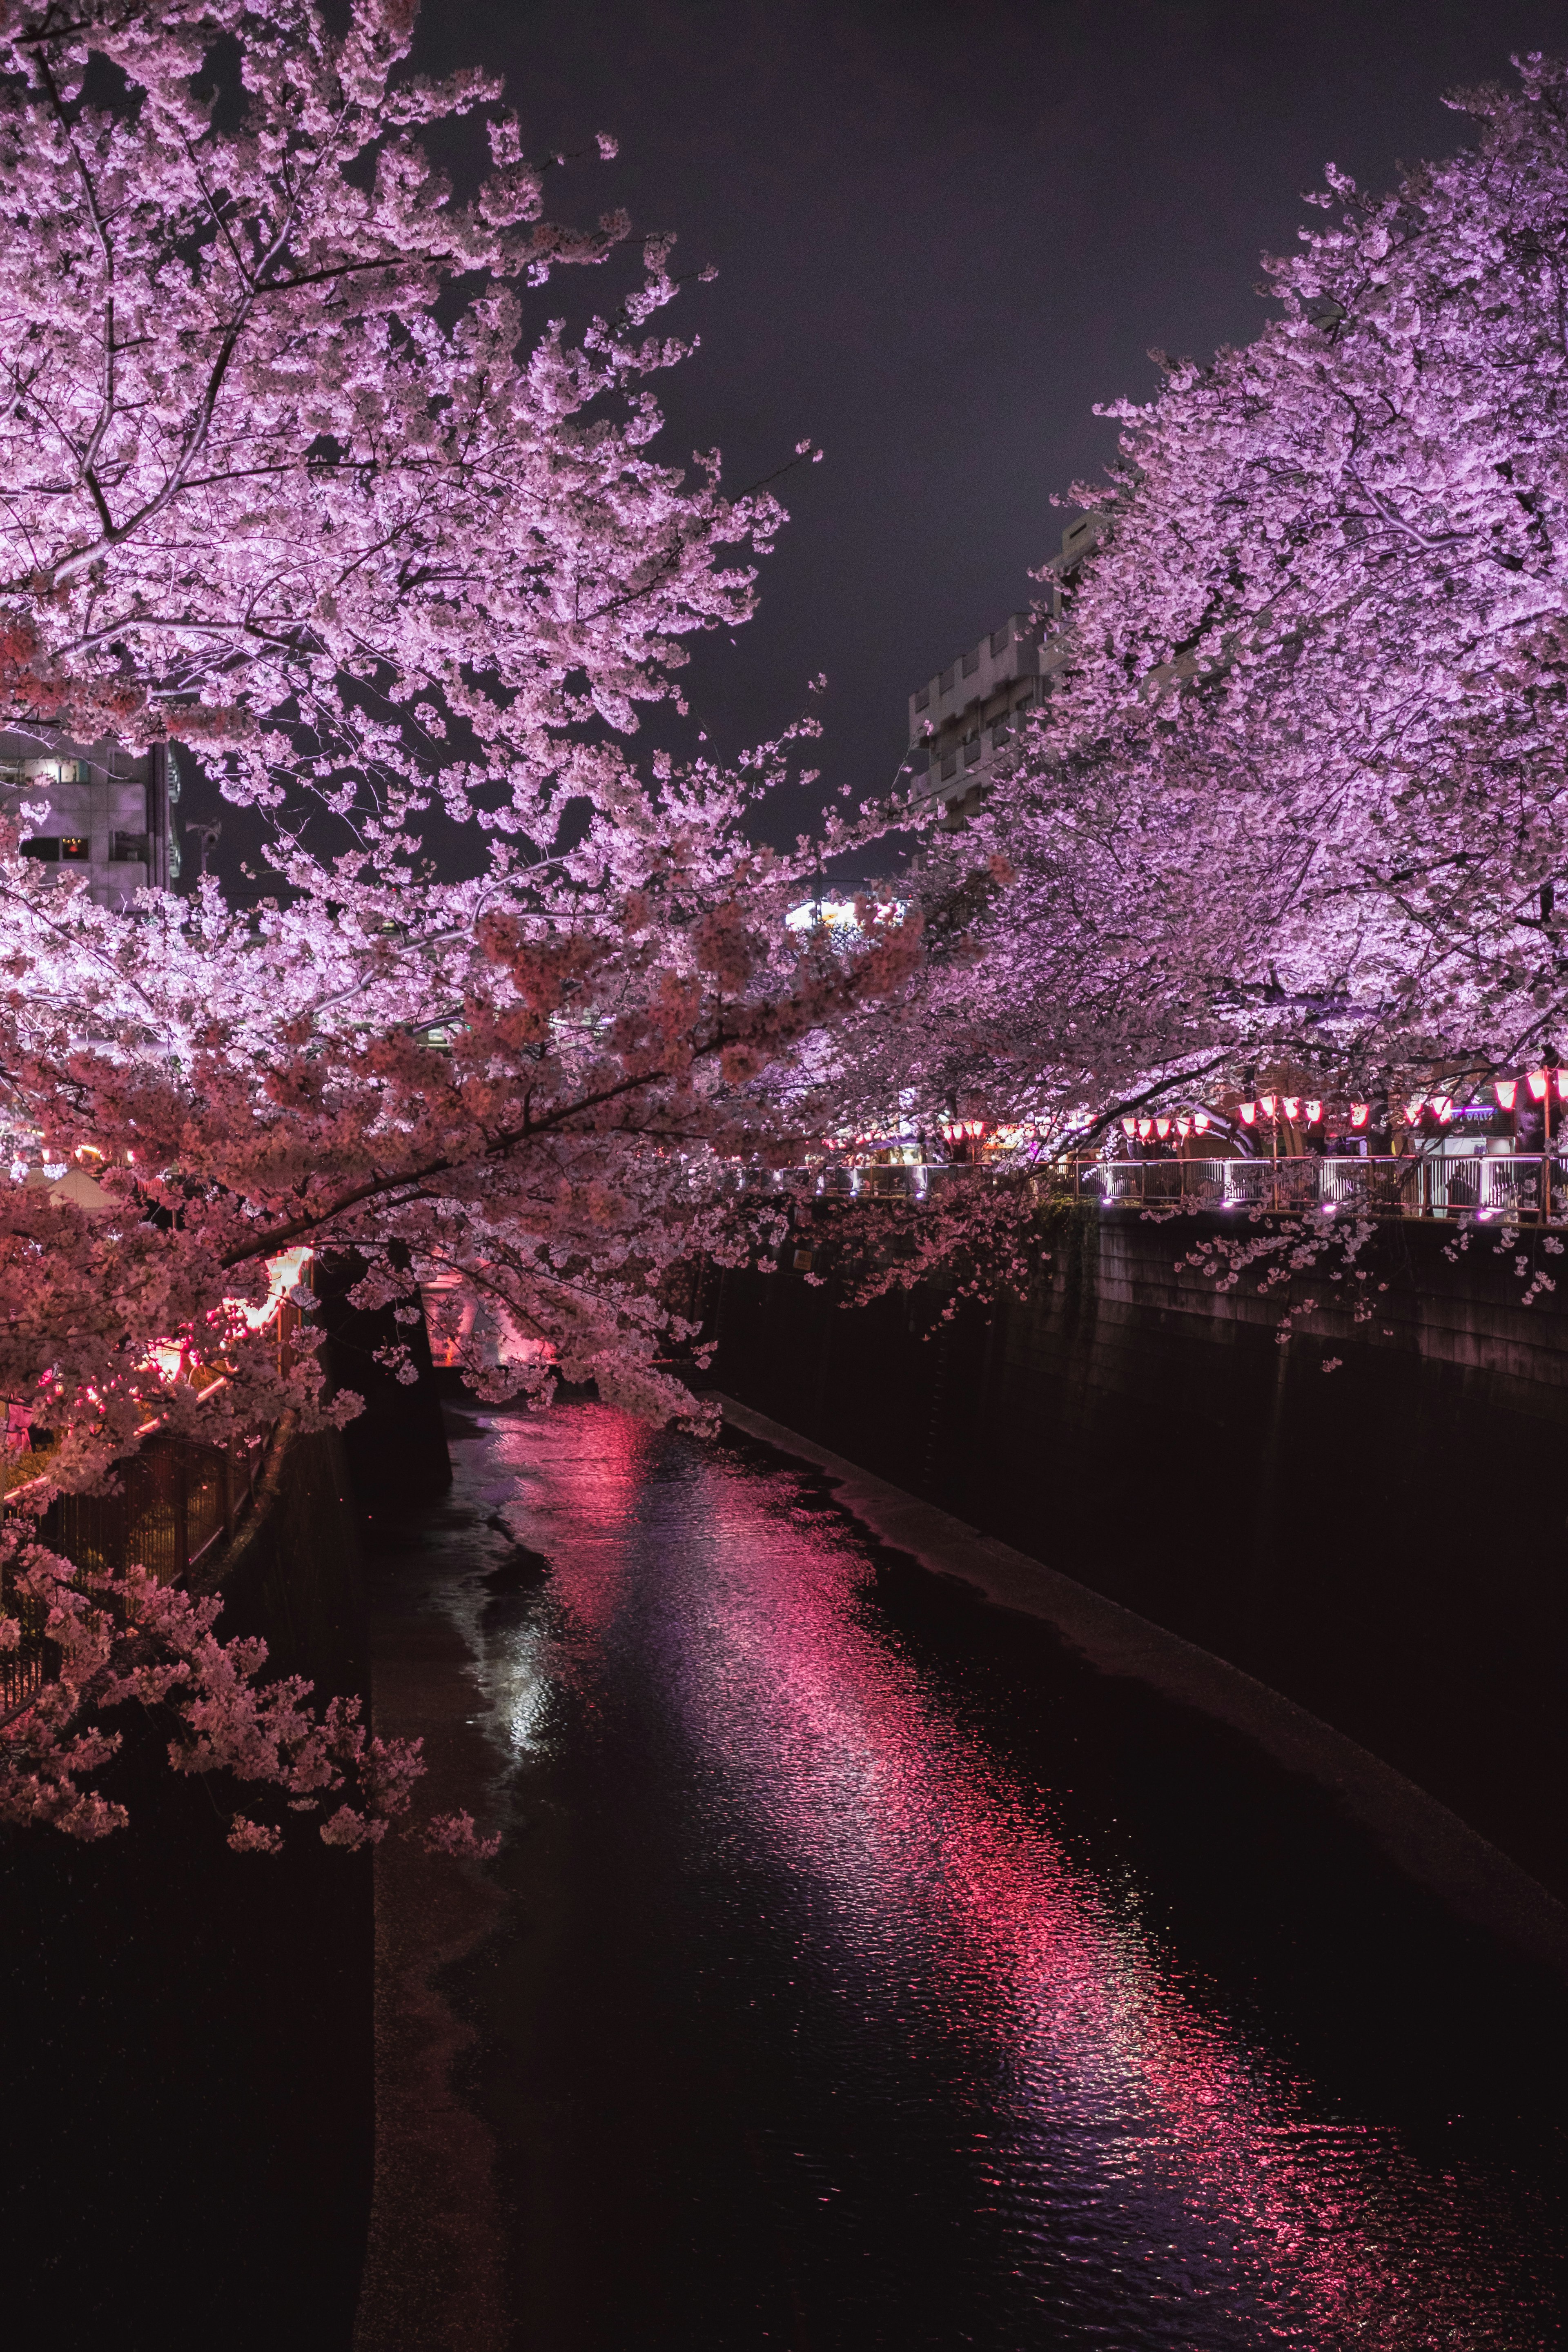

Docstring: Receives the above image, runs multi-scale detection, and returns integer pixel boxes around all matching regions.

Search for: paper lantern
[1350,1103,1369,1129]
[1137,1118,1154,1139]
[1155,1117,1171,1139]
[1434,1096,1454,1123]
[1495,1078,1518,1111]
[1239,1103,1257,1126]
[1121,1117,1136,1136]
[1406,1097,1425,1123]
[1259,1094,1277,1117]
[1175,1116,1191,1138]
[1305,1100,1322,1124]
[1194,1111,1210,1133]
[1529,1069,1549,1101]
[1557,1071,1568,1103]
[1283,1096,1301,1121]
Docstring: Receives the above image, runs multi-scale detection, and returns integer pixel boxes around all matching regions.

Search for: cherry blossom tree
[935,52,1568,1131]
[0,0,937,1845]
[0,0,795,834]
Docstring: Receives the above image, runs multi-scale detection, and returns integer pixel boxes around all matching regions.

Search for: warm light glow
[1434,1096,1454,1123]
[226,1247,314,1336]
[1175,1116,1191,1138]
[1239,1103,1256,1126]
[1350,1103,1369,1128]
[1258,1094,1277,1117]
[1557,1071,1568,1103]
[1155,1116,1171,1138]
[1528,1069,1549,1101]
[1120,1117,1136,1136]
[1495,1078,1517,1111]
[1193,1111,1210,1133]
[1283,1096,1301,1121]
[1406,1097,1425,1123]
[1305,1100,1322,1124]
[1137,1118,1154,1139]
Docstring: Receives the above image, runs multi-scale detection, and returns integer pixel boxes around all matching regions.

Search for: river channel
[381,1399,1567,2350]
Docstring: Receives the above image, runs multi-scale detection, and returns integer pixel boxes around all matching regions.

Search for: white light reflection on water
[450,1403,1563,2351]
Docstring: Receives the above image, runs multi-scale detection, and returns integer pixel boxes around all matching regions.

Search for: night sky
[195,1,1568,881]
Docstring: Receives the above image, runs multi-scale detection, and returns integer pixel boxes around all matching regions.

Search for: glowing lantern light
[1305,1100,1322,1125]
[226,1247,315,1336]
[1137,1118,1154,1139]
[1406,1097,1425,1123]
[1283,1096,1301,1121]
[1194,1111,1210,1133]
[1155,1117,1171,1139]
[1495,1078,1518,1111]
[1175,1116,1191,1138]
[1239,1103,1257,1126]
[1529,1069,1550,1101]
[1557,1071,1568,1103]
[1259,1094,1277,1117]
[1350,1104,1369,1128]
[1120,1117,1136,1136]
[1434,1096,1454,1123]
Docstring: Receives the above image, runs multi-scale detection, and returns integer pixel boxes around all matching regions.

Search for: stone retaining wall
[712,1205,1568,1900]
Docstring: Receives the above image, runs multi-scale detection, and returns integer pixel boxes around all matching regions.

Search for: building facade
[0,733,180,907]
[906,514,1106,821]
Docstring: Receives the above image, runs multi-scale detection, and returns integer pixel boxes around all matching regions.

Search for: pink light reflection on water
[486,1405,1551,2348]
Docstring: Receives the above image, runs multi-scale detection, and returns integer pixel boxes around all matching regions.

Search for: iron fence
[1077,1151,1568,1218]
[0,1431,265,1721]
[728,1151,1568,1221]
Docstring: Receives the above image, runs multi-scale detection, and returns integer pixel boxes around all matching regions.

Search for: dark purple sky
[412,4,1568,861]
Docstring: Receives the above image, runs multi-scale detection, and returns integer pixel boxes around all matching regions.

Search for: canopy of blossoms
[0,0,944,1846]
[912,53,1568,1138]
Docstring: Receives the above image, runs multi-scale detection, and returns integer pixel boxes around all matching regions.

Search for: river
[379,1398,1567,2351]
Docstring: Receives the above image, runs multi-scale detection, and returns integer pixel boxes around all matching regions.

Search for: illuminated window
[61,837,90,861]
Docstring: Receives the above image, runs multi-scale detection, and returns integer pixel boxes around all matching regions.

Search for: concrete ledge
[715,1392,1568,1981]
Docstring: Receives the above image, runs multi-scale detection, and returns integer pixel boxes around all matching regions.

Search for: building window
[61,837,90,861]
[991,626,1010,656]
[962,647,979,676]
[914,686,930,712]
[111,831,148,863]
[940,751,958,780]
[939,665,955,693]
[20,837,59,862]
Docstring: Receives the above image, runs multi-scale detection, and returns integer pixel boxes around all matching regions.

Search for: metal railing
[0,1288,309,1724]
[1080,1152,1563,1218]
[0,1430,265,1721]
[727,1152,1567,1221]
[0,1421,267,1722]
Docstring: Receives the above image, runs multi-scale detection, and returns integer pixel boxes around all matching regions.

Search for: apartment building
[0,732,180,907]
[906,514,1106,820]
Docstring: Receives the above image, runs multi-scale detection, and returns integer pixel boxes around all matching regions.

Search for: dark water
[403,1400,1567,2350]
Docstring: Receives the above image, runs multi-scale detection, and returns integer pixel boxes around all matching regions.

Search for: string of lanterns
[1236,1094,1321,1128]
[1491,1071,1568,1111]
[1120,1111,1213,1142]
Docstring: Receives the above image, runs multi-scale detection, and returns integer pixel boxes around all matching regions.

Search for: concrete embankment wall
[711,1205,1568,1903]
[2,1432,375,2350]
